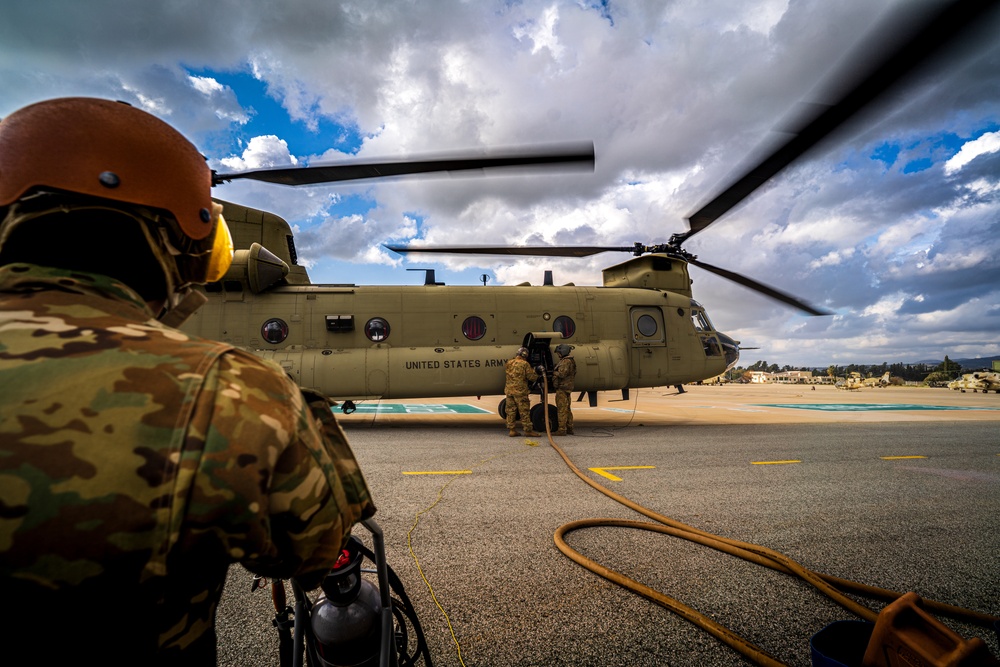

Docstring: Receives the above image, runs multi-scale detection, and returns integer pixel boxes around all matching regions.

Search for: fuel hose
[538,379,999,666]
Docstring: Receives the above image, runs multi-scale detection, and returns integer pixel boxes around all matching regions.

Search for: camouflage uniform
[552,353,577,434]
[0,264,375,665]
[504,355,538,433]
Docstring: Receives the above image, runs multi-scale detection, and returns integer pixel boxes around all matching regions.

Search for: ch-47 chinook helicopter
[180,0,996,431]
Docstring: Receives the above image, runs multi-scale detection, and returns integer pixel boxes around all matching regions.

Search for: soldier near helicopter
[552,344,577,436]
[0,98,375,665]
[504,347,540,437]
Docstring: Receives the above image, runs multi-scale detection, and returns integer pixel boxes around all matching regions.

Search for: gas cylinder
[310,537,383,667]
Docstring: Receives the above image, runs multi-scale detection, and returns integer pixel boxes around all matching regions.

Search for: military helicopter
[180,0,995,430]
[948,371,1000,393]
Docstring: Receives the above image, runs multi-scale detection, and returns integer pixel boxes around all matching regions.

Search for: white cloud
[944,131,1000,175]
[189,75,225,96]
[219,135,298,171]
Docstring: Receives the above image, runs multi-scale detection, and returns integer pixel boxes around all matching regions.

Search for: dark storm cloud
[2,0,997,365]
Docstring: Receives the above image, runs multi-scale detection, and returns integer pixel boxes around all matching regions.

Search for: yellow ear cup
[204,205,234,282]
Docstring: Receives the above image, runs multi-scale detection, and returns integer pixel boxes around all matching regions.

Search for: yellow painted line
[402,470,472,475]
[589,466,655,482]
[880,456,927,460]
[751,460,801,465]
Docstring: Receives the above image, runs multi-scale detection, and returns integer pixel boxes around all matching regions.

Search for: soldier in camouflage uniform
[0,98,375,665]
[504,347,539,437]
[552,343,577,435]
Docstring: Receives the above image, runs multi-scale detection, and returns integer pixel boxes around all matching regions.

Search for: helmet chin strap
[157,289,208,328]
[0,195,213,326]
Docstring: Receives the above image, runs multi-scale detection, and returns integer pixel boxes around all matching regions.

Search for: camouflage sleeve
[525,359,538,383]
[553,358,576,391]
[181,350,375,588]
[552,360,566,389]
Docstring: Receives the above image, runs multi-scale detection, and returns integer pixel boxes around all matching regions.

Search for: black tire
[530,403,559,432]
[498,398,513,420]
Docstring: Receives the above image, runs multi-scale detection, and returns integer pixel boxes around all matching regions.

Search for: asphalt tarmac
[215,385,1000,666]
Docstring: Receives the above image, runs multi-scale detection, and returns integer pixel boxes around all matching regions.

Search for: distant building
[749,370,834,384]
[773,370,814,384]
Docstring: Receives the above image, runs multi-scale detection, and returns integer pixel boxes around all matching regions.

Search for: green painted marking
[347,403,492,414]
[755,404,1000,412]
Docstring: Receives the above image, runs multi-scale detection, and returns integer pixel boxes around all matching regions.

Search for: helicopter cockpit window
[462,316,487,341]
[702,335,722,356]
[553,315,576,338]
[261,318,289,345]
[364,317,390,342]
[692,310,714,332]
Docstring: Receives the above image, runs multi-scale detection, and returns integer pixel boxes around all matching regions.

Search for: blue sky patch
[190,68,364,160]
[902,157,933,174]
[870,142,900,168]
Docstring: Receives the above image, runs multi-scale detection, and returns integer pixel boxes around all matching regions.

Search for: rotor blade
[384,244,629,258]
[683,0,997,241]
[688,257,831,316]
[213,142,595,186]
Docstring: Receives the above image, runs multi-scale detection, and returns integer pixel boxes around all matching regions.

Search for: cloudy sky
[3,0,998,368]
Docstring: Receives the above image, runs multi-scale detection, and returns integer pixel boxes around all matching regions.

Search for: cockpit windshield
[691,309,714,332]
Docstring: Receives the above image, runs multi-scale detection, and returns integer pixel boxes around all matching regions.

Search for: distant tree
[923,371,953,386]
[934,356,962,379]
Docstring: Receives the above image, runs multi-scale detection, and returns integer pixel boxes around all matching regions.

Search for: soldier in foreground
[504,347,539,437]
[552,344,576,436]
[0,98,375,665]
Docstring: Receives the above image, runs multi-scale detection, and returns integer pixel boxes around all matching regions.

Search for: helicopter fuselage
[179,200,739,402]
[182,279,738,402]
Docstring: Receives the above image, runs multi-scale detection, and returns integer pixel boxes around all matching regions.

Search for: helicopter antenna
[407,269,444,286]
[480,274,491,287]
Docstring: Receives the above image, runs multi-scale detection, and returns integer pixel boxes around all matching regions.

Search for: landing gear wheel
[530,403,559,433]
[498,398,515,421]
[342,400,357,414]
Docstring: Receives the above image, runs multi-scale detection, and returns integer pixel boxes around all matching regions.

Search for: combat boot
[508,429,520,437]
[524,429,540,436]
[553,430,567,436]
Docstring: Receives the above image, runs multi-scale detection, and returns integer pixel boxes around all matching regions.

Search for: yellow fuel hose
[539,380,999,666]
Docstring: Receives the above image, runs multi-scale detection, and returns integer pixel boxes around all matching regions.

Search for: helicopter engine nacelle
[602,255,692,295]
[222,242,289,294]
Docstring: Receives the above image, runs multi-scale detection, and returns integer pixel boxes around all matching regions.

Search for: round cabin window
[364,317,390,342]
[636,314,658,337]
[261,318,289,344]
[462,316,487,341]
[553,315,576,338]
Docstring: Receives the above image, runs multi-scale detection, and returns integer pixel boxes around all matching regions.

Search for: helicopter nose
[717,333,739,370]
